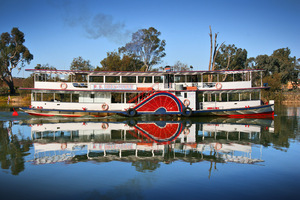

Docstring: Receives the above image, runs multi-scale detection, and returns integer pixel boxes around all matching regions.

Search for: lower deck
[29,89,264,112]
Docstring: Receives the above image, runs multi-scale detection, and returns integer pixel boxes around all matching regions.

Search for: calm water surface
[0,106,299,200]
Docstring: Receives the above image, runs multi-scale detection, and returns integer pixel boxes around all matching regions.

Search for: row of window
[35,72,252,83]
[32,91,260,104]
[198,91,260,102]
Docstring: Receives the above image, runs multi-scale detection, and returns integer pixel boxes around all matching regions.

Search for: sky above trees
[0,0,299,77]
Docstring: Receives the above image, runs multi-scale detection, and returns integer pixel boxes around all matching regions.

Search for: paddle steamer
[20,67,274,118]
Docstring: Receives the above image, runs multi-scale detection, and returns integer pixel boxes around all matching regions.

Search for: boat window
[122,76,136,83]
[202,74,209,82]
[186,75,198,83]
[126,93,138,103]
[111,93,124,103]
[57,74,69,82]
[250,91,260,100]
[43,93,53,101]
[138,76,152,83]
[214,93,227,102]
[202,74,217,82]
[154,76,163,83]
[72,74,87,82]
[220,74,233,82]
[241,92,250,101]
[105,76,120,83]
[34,93,42,101]
[72,94,79,102]
[89,76,103,83]
[55,93,71,102]
[229,93,239,101]
[175,75,185,83]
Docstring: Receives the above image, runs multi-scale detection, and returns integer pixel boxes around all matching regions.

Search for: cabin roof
[26,69,264,76]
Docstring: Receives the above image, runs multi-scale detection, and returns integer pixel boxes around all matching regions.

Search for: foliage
[250,48,297,83]
[0,121,32,175]
[261,73,283,101]
[34,63,56,70]
[70,56,93,71]
[0,28,33,94]
[119,27,166,71]
[173,61,191,71]
[214,44,248,70]
[98,51,144,71]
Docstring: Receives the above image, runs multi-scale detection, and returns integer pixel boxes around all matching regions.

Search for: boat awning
[201,87,267,94]
[25,69,265,76]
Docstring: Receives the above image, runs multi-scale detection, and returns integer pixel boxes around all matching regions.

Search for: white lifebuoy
[61,143,67,150]
[102,103,109,111]
[183,99,190,107]
[183,128,190,136]
[60,82,67,89]
[214,143,222,151]
[101,123,109,129]
[215,82,222,90]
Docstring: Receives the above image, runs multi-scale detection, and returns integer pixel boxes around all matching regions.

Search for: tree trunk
[208,26,213,71]
[2,74,16,95]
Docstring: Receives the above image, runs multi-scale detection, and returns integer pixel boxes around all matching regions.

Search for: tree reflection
[132,160,160,172]
[0,121,32,175]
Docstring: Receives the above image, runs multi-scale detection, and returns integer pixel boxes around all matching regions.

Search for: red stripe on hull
[28,112,83,117]
[226,111,274,119]
[28,113,55,117]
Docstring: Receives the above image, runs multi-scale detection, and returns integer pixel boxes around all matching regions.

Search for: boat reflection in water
[26,117,274,168]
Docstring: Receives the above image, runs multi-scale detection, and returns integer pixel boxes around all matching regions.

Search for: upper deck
[24,68,266,92]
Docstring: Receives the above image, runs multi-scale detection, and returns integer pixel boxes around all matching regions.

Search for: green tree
[0,28,33,94]
[251,48,297,83]
[98,51,143,71]
[70,56,93,71]
[271,48,297,83]
[70,56,93,82]
[214,44,248,71]
[119,27,166,71]
[173,61,190,71]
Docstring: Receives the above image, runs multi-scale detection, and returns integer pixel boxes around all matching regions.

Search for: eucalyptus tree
[119,27,166,71]
[0,28,33,94]
[99,51,144,71]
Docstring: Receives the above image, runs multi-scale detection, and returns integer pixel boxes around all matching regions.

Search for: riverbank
[281,91,300,105]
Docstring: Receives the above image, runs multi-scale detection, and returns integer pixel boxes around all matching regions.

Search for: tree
[70,56,93,71]
[119,27,166,71]
[208,26,224,71]
[0,28,33,94]
[70,57,93,82]
[98,51,143,71]
[271,48,297,83]
[214,44,248,71]
[251,48,297,83]
[173,61,190,71]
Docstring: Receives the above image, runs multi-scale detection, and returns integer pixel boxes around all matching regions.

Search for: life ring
[215,82,222,90]
[214,143,222,151]
[60,82,67,89]
[183,128,190,136]
[61,143,67,150]
[101,123,109,129]
[183,99,190,107]
[102,103,109,111]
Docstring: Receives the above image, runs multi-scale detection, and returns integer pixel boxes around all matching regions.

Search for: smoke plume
[56,1,130,44]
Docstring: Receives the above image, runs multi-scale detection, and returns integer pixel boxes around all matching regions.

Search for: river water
[0,105,299,200]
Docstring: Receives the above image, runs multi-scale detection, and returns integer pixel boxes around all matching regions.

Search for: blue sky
[0,0,299,78]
